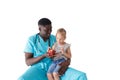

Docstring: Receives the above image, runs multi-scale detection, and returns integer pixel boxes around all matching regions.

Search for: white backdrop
[0,0,120,80]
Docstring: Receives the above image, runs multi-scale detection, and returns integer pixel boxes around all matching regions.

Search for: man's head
[38,18,52,40]
[38,18,51,26]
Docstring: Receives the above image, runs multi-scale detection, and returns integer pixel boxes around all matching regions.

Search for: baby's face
[56,33,65,44]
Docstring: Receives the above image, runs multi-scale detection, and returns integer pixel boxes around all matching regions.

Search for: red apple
[48,49,55,57]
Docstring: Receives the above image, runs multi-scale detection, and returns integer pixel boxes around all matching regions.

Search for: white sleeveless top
[53,42,70,61]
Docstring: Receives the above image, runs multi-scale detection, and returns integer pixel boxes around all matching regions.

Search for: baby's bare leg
[47,73,54,80]
[53,72,60,80]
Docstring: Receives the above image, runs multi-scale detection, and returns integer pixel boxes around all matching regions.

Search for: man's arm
[25,52,48,66]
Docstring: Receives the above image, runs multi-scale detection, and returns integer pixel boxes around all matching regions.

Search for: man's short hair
[38,18,51,26]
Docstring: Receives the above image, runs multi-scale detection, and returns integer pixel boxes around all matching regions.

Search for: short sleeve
[24,37,34,53]
[64,43,71,52]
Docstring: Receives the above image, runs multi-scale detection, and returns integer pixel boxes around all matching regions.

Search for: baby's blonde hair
[56,28,66,39]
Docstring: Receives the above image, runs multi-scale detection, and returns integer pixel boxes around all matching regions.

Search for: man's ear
[38,26,41,31]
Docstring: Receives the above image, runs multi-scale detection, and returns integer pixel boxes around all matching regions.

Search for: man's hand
[43,52,55,58]
[43,53,49,57]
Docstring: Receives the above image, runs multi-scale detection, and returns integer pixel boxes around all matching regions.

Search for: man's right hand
[43,53,49,57]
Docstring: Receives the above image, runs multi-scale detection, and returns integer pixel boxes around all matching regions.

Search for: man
[18,18,87,80]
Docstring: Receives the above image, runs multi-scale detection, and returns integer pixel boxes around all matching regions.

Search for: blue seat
[61,67,87,80]
[18,66,87,80]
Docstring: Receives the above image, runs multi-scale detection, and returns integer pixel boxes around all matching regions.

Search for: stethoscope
[35,33,51,48]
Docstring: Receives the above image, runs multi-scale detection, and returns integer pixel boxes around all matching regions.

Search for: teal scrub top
[24,33,56,71]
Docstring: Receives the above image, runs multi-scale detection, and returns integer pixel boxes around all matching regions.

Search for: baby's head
[56,28,66,44]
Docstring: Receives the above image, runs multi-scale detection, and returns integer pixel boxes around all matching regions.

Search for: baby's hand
[61,48,64,54]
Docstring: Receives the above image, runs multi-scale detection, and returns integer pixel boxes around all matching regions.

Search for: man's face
[39,24,52,39]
